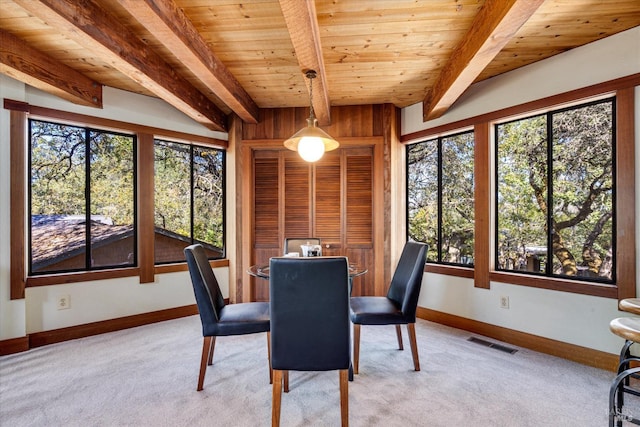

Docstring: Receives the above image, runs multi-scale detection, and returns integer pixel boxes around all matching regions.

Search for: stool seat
[610,317,640,343]
[609,316,640,426]
[620,298,640,315]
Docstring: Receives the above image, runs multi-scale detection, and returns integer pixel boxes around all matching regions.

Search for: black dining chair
[184,244,271,391]
[269,256,351,427]
[283,237,321,256]
[349,241,427,374]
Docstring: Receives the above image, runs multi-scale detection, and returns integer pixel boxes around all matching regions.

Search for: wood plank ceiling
[1,0,639,132]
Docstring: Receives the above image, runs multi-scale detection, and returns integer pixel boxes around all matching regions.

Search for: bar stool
[609,298,640,426]
[618,299,640,362]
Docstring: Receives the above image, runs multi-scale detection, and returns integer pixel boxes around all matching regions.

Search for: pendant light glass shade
[283,70,339,162]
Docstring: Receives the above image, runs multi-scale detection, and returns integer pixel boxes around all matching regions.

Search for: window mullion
[190,145,195,244]
[437,137,443,263]
[546,114,553,276]
[85,128,92,270]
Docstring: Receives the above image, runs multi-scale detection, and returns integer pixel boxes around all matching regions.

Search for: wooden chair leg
[267,332,273,384]
[407,323,420,371]
[340,369,349,427]
[284,370,289,393]
[208,336,216,365]
[353,324,361,374]
[395,324,404,350]
[197,336,212,391]
[272,369,283,427]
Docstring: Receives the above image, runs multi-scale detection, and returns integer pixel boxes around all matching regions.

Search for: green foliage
[30,121,135,225]
[155,140,225,250]
[407,131,474,264]
[496,100,613,280]
[30,121,87,216]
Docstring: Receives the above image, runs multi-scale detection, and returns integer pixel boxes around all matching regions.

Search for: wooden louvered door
[252,147,375,301]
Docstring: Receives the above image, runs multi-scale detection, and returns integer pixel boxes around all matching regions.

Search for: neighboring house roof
[31,215,133,270]
[31,215,221,270]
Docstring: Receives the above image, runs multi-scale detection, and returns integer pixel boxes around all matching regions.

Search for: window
[29,119,136,274]
[154,139,225,263]
[495,98,615,283]
[407,130,475,266]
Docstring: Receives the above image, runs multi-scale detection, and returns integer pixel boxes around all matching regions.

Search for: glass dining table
[247,262,368,280]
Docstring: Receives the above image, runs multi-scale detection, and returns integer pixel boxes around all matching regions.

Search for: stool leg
[609,366,640,427]
[620,340,634,388]
[620,340,634,364]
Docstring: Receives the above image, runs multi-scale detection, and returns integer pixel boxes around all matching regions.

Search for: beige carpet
[0,315,619,426]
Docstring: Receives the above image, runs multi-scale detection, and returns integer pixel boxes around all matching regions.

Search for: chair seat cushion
[204,302,270,337]
[350,296,408,325]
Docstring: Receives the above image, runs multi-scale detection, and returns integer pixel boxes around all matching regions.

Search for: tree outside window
[29,120,136,274]
[495,98,614,282]
[407,131,475,266]
[154,140,225,263]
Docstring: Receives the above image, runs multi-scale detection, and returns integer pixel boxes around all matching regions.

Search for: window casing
[6,101,229,295]
[401,77,636,299]
[495,98,615,284]
[28,119,137,275]
[407,130,475,267]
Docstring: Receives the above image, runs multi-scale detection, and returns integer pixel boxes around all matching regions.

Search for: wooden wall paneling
[240,105,389,301]
[237,118,253,302]
[373,135,386,296]
[378,104,396,295]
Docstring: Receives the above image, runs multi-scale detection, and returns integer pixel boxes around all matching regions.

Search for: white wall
[0,77,230,339]
[402,26,640,354]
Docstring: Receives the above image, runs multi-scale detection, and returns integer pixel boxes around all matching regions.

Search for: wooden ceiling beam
[14,0,228,132]
[0,29,102,108]
[116,0,259,124]
[423,0,544,121]
[278,0,331,126]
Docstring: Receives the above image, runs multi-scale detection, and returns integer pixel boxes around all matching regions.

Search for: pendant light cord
[305,70,317,120]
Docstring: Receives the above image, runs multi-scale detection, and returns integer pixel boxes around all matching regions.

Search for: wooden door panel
[284,154,312,238]
[346,154,373,246]
[254,157,279,247]
[252,146,375,300]
[314,152,341,246]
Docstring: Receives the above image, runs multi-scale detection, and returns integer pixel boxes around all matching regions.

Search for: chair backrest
[184,244,226,332]
[386,241,428,322]
[283,237,321,256]
[269,257,350,371]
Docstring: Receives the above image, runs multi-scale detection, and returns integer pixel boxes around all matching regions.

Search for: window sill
[25,259,230,287]
[422,264,617,298]
[425,264,474,278]
[26,267,141,287]
[489,271,617,298]
[154,258,229,274]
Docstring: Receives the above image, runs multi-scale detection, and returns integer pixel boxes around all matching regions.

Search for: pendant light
[283,70,339,162]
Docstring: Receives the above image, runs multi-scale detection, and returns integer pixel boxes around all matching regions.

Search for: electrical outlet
[57,295,71,310]
[500,295,509,309]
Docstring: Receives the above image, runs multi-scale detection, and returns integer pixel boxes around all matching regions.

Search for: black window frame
[493,97,616,284]
[28,118,138,275]
[153,138,226,264]
[406,129,475,268]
